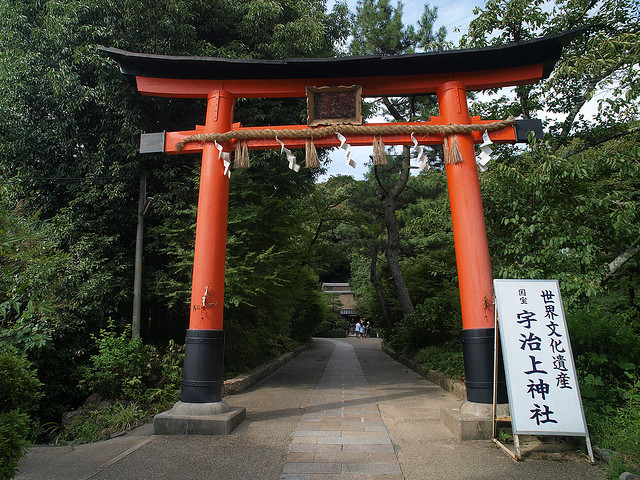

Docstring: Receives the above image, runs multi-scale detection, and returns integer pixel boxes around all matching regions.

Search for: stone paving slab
[317,437,392,445]
[281,474,404,480]
[294,431,342,437]
[280,339,404,480]
[342,444,396,454]
[291,444,344,453]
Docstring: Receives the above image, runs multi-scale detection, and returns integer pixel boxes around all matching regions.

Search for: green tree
[462,0,640,134]
[461,0,639,471]
[346,176,396,332]
[0,0,350,423]
[461,0,640,304]
[335,166,455,337]
[348,0,447,318]
[0,185,86,423]
[0,347,42,479]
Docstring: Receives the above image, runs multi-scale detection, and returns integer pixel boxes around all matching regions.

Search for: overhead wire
[1,175,133,183]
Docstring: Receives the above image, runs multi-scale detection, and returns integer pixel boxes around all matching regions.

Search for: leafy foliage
[0,0,350,438]
[562,293,640,472]
[413,343,465,380]
[0,410,30,480]
[80,320,185,407]
[0,348,42,479]
[344,168,455,335]
[0,185,86,425]
[56,327,184,444]
[460,0,640,471]
[82,320,158,401]
[1,2,638,473]
[482,136,640,303]
[57,402,145,444]
[350,0,447,55]
[386,290,461,356]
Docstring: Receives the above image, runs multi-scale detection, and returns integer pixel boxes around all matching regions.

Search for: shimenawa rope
[176,117,516,167]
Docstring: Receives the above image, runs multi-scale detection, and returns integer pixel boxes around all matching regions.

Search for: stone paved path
[17,338,605,480]
[281,339,404,480]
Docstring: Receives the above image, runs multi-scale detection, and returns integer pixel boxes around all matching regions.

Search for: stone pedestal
[441,401,510,441]
[153,400,245,435]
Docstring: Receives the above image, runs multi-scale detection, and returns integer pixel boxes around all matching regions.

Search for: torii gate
[101,29,578,434]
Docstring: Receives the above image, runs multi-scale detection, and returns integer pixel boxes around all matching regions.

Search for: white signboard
[494,279,589,436]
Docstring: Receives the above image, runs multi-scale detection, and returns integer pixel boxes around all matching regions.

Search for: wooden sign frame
[306,85,362,126]
[492,279,595,463]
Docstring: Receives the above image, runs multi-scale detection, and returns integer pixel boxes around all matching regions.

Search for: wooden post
[132,171,146,339]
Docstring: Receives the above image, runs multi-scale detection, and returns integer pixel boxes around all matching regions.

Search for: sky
[319,0,488,181]
[328,0,485,44]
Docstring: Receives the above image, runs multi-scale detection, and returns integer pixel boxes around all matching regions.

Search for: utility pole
[132,171,151,338]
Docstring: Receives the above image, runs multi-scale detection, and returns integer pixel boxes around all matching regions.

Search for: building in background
[321,283,360,332]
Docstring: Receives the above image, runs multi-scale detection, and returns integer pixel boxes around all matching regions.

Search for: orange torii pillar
[152,89,247,434]
[180,90,233,404]
[437,81,506,405]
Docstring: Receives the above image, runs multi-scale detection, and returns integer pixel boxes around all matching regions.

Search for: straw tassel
[448,136,463,164]
[443,135,463,165]
[372,136,388,165]
[234,142,242,165]
[234,140,250,168]
[305,139,319,169]
[442,136,451,164]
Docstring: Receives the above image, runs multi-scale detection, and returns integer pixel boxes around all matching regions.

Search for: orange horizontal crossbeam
[163,116,518,155]
[136,64,544,99]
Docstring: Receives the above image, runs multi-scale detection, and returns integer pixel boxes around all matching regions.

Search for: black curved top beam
[99,28,583,82]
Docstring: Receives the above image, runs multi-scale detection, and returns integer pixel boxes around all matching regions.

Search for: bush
[144,340,184,410]
[314,318,349,338]
[59,336,184,444]
[567,300,640,411]
[566,296,640,477]
[0,348,42,479]
[290,280,332,343]
[414,342,465,380]
[81,320,162,403]
[223,304,300,377]
[57,402,145,444]
[387,291,461,356]
[568,303,640,370]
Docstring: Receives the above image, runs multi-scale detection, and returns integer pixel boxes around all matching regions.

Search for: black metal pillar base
[461,327,508,404]
[181,329,225,403]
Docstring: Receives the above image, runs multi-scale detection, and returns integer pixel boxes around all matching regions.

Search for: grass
[55,402,146,444]
[403,341,640,478]
[413,343,465,380]
[586,391,640,478]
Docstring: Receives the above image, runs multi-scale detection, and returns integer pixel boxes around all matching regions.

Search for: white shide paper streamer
[214,141,232,178]
[336,133,356,169]
[411,133,430,172]
[275,136,300,172]
[476,131,493,172]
